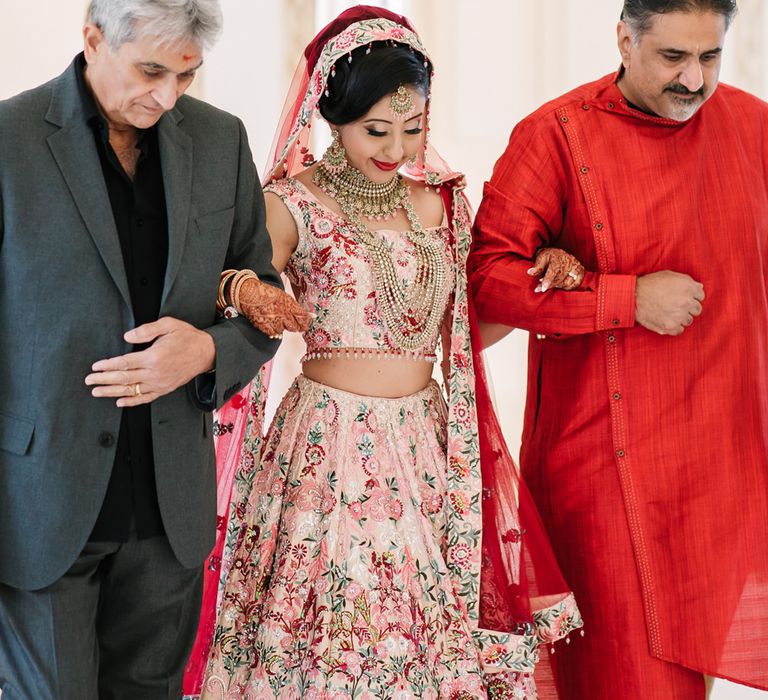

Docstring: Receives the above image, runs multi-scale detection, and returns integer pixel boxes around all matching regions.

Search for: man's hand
[85,317,216,407]
[635,271,705,336]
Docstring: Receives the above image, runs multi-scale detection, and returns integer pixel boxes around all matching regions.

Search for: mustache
[664,83,704,97]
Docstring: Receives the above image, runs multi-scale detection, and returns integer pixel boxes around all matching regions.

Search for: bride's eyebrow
[363,113,424,126]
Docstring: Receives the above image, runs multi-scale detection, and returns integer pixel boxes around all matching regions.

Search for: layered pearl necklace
[313,159,447,352]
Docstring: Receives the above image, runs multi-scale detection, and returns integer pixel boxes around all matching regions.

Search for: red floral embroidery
[449,491,470,516]
[450,543,473,569]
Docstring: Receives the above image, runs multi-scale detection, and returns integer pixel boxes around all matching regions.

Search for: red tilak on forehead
[182,54,194,62]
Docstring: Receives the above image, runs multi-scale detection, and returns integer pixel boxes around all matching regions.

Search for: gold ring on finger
[134,383,142,397]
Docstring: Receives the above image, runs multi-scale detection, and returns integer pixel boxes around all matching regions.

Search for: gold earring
[321,129,347,174]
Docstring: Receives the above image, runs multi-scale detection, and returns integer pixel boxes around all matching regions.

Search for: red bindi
[182,54,194,62]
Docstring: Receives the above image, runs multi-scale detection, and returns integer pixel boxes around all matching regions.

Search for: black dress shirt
[75,54,168,541]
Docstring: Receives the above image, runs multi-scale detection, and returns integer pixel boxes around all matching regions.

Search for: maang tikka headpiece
[390,85,415,121]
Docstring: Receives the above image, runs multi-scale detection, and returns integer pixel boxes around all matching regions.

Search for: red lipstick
[372,158,400,172]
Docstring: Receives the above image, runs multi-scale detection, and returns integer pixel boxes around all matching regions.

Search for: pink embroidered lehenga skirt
[201,375,536,700]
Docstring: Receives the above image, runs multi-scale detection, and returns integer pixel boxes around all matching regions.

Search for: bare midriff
[302,357,434,398]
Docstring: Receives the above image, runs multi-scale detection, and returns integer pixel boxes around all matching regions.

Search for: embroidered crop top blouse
[264,177,455,363]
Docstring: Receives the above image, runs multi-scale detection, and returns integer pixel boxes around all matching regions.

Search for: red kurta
[470,72,768,698]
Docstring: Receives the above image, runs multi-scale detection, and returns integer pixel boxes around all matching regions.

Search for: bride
[187,6,584,699]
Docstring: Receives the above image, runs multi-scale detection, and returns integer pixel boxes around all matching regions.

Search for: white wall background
[1,2,766,698]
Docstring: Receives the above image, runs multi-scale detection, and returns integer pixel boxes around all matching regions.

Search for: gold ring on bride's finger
[568,269,579,280]
[134,383,142,397]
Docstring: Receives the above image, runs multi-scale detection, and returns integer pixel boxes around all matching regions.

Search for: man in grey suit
[0,1,281,698]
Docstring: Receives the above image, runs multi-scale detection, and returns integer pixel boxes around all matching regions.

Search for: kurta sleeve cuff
[596,273,636,331]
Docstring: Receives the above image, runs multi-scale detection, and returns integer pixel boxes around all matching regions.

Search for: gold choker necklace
[313,160,407,221]
[313,158,447,352]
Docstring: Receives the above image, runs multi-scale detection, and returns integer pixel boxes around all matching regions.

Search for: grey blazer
[0,58,281,590]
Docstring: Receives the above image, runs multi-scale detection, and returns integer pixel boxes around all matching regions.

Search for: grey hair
[621,0,738,38]
[87,0,223,50]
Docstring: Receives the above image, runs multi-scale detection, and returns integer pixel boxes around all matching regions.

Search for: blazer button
[98,431,115,448]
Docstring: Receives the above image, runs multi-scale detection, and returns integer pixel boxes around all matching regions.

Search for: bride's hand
[527,248,585,292]
[235,278,313,338]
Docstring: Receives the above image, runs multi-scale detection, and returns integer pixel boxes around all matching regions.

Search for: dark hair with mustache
[665,82,704,95]
[621,0,738,36]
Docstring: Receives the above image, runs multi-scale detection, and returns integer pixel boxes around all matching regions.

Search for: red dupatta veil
[184,7,582,697]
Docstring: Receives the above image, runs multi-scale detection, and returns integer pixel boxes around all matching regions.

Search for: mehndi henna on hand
[528,248,586,292]
[223,272,312,338]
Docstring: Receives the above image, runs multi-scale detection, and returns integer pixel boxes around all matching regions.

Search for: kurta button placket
[616,449,626,458]
[613,392,622,401]
[580,166,589,174]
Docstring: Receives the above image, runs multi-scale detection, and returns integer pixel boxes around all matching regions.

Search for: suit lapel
[158,110,193,310]
[45,64,132,311]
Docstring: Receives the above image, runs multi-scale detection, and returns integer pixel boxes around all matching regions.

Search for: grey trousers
[0,535,203,700]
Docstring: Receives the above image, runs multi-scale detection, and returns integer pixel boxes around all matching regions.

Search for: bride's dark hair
[319,41,431,126]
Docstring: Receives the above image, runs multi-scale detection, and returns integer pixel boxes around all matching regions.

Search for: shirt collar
[74,52,103,131]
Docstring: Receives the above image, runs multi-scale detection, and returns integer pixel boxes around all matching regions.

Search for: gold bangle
[231,269,259,311]
[228,270,249,309]
[217,269,238,311]
[218,270,237,306]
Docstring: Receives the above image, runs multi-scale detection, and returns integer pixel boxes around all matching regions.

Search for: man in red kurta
[469,1,768,697]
